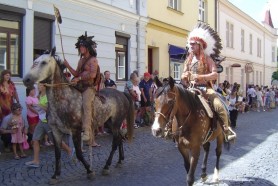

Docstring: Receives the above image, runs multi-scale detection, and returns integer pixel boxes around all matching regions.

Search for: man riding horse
[64,32,98,141]
[181,23,236,141]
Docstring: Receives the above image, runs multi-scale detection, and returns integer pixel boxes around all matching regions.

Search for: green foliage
[272,71,278,80]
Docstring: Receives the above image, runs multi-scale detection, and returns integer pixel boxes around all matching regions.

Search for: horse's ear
[154,76,163,87]
[51,47,56,56]
[168,76,175,89]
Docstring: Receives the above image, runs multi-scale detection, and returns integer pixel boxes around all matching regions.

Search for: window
[198,0,206,22]
[170,61,184,81]
[241,29,245,52]
[272,46,276,62]
[115,32,130,81]
[0,19,21,76]
[34,15,53,57]
[256,71,258,85]
[225,67,229,82]
[257,38,261,57]
[168,0,181,11]
[249,34,252,54]
[260,71,262,86]
[226,22,234,48]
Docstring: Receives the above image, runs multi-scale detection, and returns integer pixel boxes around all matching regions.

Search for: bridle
[154,90,176,137]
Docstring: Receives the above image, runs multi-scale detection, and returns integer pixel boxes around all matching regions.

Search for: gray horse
[23,47,134,184]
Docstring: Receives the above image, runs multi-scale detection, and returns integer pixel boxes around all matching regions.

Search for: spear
[53,5,65,61]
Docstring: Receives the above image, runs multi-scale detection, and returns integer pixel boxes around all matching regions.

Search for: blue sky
[229,0,278,28]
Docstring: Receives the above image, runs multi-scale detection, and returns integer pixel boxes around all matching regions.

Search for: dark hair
[26,86,35,96]
[104,71,110,75]
[75,31,97,57]
[11,103,22,112]
[0,69,12,85]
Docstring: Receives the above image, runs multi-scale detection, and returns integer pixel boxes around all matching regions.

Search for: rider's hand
[191,74,199,82]
[63,59,69,67]
[181,71,190,81]
[71,77,79,85]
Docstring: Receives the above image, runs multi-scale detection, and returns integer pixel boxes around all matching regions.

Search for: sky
[228,0,278,28]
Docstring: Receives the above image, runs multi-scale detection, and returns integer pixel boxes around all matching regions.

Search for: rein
[43,82,72,87]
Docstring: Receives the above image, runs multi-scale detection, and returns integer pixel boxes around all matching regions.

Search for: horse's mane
[174,84,202,112]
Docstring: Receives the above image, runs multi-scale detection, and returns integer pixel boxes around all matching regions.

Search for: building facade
[0,0,147,87]
[218,0,277,92]
[146,0,216,80]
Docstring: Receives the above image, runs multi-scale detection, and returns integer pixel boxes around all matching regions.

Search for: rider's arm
[63,59,79,77]
[198,56,218,82]
[181,60,190,83]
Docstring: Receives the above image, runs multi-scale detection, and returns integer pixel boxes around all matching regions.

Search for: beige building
[146,0,216,80]
[218,0,277,93]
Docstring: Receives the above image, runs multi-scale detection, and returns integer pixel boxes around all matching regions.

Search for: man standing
[181,23,236,141]
[139,72,153,126]
[64,32,98,141]
[104,71,117,88]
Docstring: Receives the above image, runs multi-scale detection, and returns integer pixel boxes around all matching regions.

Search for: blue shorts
[32,121,53,141]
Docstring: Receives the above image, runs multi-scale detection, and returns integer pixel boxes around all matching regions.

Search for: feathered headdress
[187,22,222,61]
[75,31,97,57]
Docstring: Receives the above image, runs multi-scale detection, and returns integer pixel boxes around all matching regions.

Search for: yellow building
[146,0,216,80]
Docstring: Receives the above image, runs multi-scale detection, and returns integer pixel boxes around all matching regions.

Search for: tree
[272,71,278,80]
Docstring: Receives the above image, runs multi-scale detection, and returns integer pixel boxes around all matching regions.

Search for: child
[25,86,39,146]
[0,103,28,159]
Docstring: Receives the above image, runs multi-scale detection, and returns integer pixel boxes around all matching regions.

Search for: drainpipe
[263,32,265,85]
[136,0,141,73]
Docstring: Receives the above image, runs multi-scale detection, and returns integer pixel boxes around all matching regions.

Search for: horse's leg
[72,130,95,179]
[49,129,63,185]
[201,142,210,182]
[187,147,201,186]
[116,136,124,168]
[212,135,223,183]
[102,134,119,175]
[178,137,190,173]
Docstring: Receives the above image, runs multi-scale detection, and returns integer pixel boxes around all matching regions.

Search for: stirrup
[224,127,236,142]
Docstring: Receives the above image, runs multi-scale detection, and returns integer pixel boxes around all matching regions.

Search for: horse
[151,76,229,186]
[23,47,134,184]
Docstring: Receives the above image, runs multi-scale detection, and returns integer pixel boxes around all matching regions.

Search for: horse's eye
[41,61,47,65]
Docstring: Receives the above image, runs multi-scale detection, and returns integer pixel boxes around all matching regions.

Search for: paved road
[1,107,278,186]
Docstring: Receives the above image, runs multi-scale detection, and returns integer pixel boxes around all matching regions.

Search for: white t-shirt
[133,85,141,101]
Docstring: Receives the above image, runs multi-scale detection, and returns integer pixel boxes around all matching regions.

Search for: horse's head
[152,76,176,138]
[23,47,65,87]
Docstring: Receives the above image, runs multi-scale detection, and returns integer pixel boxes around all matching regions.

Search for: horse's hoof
[102,168,110,176]
[201,175,208,182]
[212,177,219,183]
[48,178,59,185]
[87,171,95,180]
[115,162,123,168]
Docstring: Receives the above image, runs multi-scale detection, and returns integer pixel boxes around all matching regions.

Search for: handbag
[22,135,29,150]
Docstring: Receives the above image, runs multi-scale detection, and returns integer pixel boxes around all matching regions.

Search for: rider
[64,32,98,141]
[181,23,236,141]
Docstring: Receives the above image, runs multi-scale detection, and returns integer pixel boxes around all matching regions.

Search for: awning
[168,44,187,61]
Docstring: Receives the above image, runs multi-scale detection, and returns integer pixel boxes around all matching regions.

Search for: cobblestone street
[1,105,278,186]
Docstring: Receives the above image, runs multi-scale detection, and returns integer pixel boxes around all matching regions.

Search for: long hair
[0,69,12,85]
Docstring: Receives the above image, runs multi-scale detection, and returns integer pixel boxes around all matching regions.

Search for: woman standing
[125,72,141,128]
[0,70,19,122]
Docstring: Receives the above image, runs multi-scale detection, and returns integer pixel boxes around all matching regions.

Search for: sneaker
[25,161,39,168]
[44,141,51,146]
[134,124,139,129]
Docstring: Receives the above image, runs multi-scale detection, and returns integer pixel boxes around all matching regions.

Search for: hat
[11,103,22,111]
[144,72,151,77]
[187,22,222,60]
[75,31,97,57]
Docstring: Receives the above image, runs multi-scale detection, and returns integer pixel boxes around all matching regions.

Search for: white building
[217,0,277,93]
[0,0,147,88]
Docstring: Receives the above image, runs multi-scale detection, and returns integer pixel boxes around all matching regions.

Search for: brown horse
[151,76,230,186]
[23,48,134,184]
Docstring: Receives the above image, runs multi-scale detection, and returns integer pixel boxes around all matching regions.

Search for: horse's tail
[123,92,134,142]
